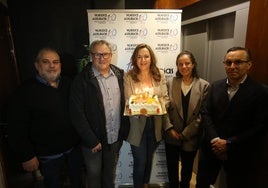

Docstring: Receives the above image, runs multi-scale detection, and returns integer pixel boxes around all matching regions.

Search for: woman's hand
[168,129,182,140]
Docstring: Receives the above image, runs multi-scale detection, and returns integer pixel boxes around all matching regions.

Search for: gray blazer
[165,77,209,151]
[124,71,172,147]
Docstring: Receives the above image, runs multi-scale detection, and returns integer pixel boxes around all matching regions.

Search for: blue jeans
[82,140,122,188]
[131,117,158,188]
[39,146,84,188]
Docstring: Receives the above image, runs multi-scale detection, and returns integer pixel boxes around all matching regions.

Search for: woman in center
[124,43,171,188]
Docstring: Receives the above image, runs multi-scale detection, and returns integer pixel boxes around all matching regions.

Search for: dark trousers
[195,150,222,188]
[82,140,122,188]
[165,143,197,188]
[131,117,158,188]
[196,146,257,188]
[39,146,84,188]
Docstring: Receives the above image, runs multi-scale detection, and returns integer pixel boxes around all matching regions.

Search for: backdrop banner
[87,9,182,187]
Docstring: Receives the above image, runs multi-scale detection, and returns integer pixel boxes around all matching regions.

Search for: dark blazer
[202,75,268,158]
[69,62,129,148]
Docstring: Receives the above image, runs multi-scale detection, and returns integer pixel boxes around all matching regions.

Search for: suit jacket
[124,71,171,147]
[69,63,129,149]
[165,77,209,151]
[202,76,268,158]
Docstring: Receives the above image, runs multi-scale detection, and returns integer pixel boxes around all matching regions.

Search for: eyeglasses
[223,60,249,66]
[91,53,112,59]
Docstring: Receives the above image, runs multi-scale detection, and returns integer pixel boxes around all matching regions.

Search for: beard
[41,72,61,83]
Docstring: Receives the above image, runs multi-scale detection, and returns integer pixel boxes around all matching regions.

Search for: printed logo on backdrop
[155,28,179,38]
[169,28,179,37]
[125,29,139,39]
[125,28,148,39]
[155,13,170,23]
[91,13,117,23]
[139,13,148,23]
[108,29,117,38]
[161,67,174,79]
[155,43,176,79]
[116,172,123,180]
[139,28,148,38]
[124,44,138,52]
[149,141,169,183]
[115,142,134,186]
[169,43,179,51]
[124,13,148,24]
[155,13,179,23]
[111,43,118,65]
[111,43,117,51]
[124,43,139,72]
[155,43,169,52]
[170,14,179,22]
[155,29,169,38]
[155,43,178,53]
[155,143,166,156]
[92,28,117,39]
[107,13,117,22]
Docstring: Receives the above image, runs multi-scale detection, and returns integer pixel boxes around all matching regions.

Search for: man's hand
[92,143,102,153]
[22,156,39,172]
[211,138,228,160]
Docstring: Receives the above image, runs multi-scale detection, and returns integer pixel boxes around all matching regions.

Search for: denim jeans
[131,117,158,188]
[39,146,84,188]
[82,140,122,188]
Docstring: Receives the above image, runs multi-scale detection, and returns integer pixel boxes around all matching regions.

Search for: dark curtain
[7,0,93,81]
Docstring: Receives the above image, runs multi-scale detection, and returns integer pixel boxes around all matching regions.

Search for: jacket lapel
[85,63,105,114]
[187,78,200,122]
[172,78,184,119]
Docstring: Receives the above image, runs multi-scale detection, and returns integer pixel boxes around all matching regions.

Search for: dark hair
[175,50,199,78]
[35,47,59,63]
[127,43,161,82]
[226,46,252,61]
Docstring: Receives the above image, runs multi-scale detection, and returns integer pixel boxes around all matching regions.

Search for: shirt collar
[35,74,60,87]
[226,74,247,87]
[92,66,114,78]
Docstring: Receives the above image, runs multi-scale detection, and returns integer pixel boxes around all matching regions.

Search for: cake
[124,92,165,116]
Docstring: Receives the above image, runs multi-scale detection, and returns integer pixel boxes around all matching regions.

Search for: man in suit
[196,47,268,188]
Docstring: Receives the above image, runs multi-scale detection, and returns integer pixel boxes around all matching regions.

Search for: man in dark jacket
[8,47,83,188]
[69,40,129,188]
[196,47,268,188]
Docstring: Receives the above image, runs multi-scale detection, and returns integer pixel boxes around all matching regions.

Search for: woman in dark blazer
[165,51,209,188]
